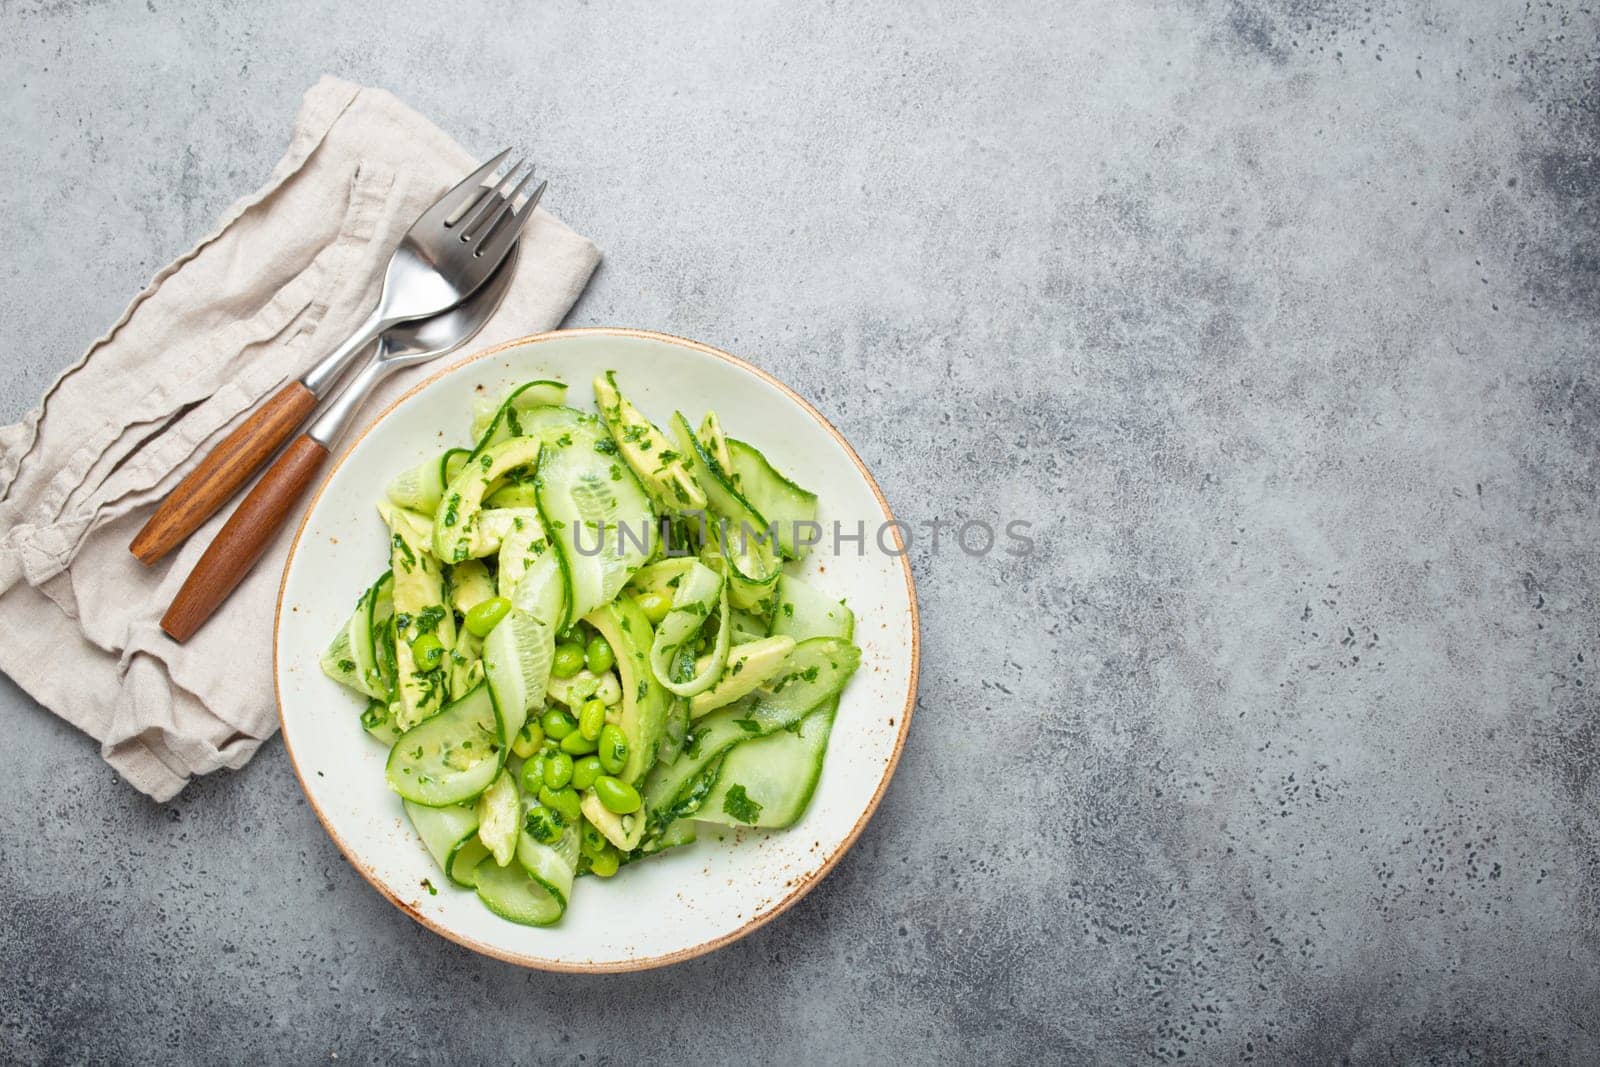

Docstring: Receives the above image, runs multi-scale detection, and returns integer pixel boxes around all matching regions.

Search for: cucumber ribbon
[646,560,731,698]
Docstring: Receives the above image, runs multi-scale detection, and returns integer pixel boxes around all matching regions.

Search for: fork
[129,150,545,565]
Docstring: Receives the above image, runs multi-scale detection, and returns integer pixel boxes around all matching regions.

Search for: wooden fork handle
[160,434,329,643]
[131,380,317,564]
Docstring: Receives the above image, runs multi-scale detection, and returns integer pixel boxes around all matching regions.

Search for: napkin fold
[0,76,601,801]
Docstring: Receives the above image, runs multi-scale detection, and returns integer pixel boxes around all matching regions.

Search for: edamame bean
[541,706,577,740]
[560,729,598,756]
[594,775,641,814]
[578,698,607,741]
[635,592,672,625]
[585,636,615,674]
[542,751,574,790]
[539,785,582,822]
[571,755,603,791]
[598,724,629,775]
[510,719,545,759]
[588,846,620,878]
[410,633,444,671]
[579,818,608,856]
[464,596,512,637]
[519,754,546,794]
[551,642,585,678]
[524,805,564,844]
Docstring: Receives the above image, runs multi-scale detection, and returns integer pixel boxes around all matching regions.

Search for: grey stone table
[3,1,1597,1062]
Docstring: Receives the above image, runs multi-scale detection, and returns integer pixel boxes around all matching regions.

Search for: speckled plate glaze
[274,328,918,971]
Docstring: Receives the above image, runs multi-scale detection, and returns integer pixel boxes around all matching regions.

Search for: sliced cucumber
[584,596,670,784]
[727,438,817,559]
[405,799,479,875]
[369,572,397,698]
[320,571,390,699]
[449,837,491,887]
[699,576,856,829]
[470,380,570,449]
[385,683,505,806]
[671,412,780,612]
[538,412,656,627]
[494,508,549,601]
[483,557,564,743]
[475,806,579,926]
[642,637,860,827]
[647,561,729,698]
[386,448,470,513]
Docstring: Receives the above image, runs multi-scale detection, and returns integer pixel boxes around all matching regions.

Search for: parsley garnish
[721,785,762,824]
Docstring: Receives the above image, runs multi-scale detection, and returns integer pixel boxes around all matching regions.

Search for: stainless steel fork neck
[306,355,393,449]
[301,307,392,398]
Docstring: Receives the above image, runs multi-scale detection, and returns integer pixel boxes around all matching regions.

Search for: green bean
[594,775,641,814]
[551,642,585,678]
[540,706,577,740]
[410,633,444,671]
[585,635,615,674]
[598,724,629,775]
[539,785,582,822]
[464,596,512,637]
[578,698,607,741]
[571,755,603,791]
[588,846,620,878]
[542,751,574,790]
[560,729,598,756]
[510,719,545,759]
[635,591,672,625]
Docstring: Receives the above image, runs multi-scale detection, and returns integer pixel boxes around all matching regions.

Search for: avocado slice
[688,635,797,718]
[433,437,543,563]
[594,371,707,511]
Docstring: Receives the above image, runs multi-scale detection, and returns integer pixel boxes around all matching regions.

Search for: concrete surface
[3,0,1599,1062]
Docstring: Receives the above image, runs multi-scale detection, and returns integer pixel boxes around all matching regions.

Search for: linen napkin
[0,76,601,801]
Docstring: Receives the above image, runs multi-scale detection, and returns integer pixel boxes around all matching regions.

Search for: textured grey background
[3,0,1598,1063]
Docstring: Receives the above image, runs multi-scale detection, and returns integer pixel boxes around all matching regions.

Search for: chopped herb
[801,665,820,682]
[392,533,416,572]
[721,785,762,824]
[731,659,745,676]
[338,658,357,673]
[782,602,794,617]
[594,437,618,455]
[732,717,761,735]
[637,679,649,701]
[442,494,461,527]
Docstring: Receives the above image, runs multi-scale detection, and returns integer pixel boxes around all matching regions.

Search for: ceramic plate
[274,328,919,970]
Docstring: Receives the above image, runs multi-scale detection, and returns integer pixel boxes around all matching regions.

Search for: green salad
[319,373,862,926]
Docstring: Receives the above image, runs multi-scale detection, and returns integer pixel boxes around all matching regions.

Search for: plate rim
[272,326,921,972]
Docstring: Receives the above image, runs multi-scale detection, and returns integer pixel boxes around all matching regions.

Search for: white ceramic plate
[274,328,919,971]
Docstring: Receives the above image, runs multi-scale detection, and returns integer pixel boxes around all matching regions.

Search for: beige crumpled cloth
[0,76,600,801]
